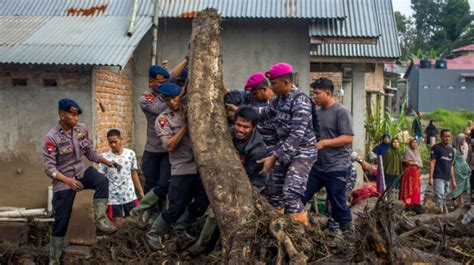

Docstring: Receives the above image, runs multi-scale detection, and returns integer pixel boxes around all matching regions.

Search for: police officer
[146,82,209,250]
[257,63,317,225]
[43,98,118,264]
[136,66,172,217]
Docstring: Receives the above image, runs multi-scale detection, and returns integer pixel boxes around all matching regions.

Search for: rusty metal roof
[309,0,380,38]
[156,0,346,19]
[0,0,152,66]
[1,0,346,19]
[0,16,151,66]
[311,0,401,59]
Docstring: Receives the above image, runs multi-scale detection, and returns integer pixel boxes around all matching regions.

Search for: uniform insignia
[159,119,167,128]
[76,129,84,138]
[70,106,78,113]
[80,139,90,148]
[145,94,155,102]
[46,142,55,155]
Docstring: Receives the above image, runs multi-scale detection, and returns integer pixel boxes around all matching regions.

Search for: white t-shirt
[99,148,138,205]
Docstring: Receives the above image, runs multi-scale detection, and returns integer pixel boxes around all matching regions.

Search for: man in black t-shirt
[429,129,457,211]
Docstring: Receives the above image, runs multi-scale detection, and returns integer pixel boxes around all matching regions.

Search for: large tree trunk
[186,9,258,263]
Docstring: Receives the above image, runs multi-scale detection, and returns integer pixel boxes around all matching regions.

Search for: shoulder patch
[159,118,167,129]
[145,94,155,102]
[46,141,56,155]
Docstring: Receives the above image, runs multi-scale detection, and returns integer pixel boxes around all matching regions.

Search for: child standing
[99,129,144,226]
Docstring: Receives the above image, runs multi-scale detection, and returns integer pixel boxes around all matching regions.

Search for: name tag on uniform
[59,144,73,154]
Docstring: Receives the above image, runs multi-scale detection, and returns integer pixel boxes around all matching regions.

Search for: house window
[12,78,27,86]
[435,85,441,89]
[461,86,467,90]
[423,85,429,89]
[44,79,58,87]
[448,85,454,89]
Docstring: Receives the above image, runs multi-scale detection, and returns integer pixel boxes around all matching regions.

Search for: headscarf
[372,133,391,156]
[403,138,422,167]
[454,133,469,159]
[383,138,403,175]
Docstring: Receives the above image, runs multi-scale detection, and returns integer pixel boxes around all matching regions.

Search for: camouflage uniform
[258,86,317,213]
[245,93,279,153]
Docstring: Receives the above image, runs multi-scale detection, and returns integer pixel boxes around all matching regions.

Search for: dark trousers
[303,166,352,225]
[52,167,108,237]
[142,151,171,198]
[161,174,209,224]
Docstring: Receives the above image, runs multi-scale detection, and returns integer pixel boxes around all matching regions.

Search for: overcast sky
[392,0,474,16]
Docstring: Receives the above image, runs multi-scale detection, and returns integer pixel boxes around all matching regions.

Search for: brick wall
[365,63,384,92]
[94,59,133,153]
[1,64,88,88]
[309,71,344,102]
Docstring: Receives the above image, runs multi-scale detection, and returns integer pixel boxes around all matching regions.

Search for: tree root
[269,218,307,265]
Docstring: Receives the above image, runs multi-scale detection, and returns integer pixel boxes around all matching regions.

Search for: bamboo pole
[127,0,140,37]
[0,208,48,218]
[151,0,159,65]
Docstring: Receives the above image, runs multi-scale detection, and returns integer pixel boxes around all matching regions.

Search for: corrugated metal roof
[0,16,151,66]
[311,0,401,59]
[156,0,346,19]
[1,0,346,19]
[1,0,153,16]
[309,0,380,38]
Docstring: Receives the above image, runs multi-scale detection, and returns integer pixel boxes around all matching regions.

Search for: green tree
[442,0,471,42]
[411,0,444,51]
[395,12,417,60]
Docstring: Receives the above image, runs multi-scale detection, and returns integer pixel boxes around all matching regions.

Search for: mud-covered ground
[1,199,472,264]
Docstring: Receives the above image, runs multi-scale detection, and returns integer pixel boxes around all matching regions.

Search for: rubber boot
[290,211,309,226]
[275,208,285,217]
[93,199,117,234]
[340,221,356,242]
[130,191,160,216]
[174,209,196,242]
[49,236,64,265]
[188,216,218,255]
[146,214,170,250]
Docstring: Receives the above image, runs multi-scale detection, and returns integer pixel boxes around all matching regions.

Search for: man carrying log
[243,72,278,153]
[146,82,209,250]
[188,106,268,254]
[257,63,317,225]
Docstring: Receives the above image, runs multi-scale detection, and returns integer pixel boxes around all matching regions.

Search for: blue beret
[58,98,82,114]
[157,82,182,97]
[149,65,170,79]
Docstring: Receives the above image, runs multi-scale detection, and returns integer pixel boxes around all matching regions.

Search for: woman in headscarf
[383,138,403,190]
[400,138,423,213]
[372,133,391,159]
[425,120,438,146]
[452,133,472,207]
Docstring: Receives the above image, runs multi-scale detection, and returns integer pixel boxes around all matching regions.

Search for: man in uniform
[43,98,119,264]
[243,72,278,153]
[135,65,172,217]
[146,82,209,250]
[257,63,317,225]
[303,78,355,239]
